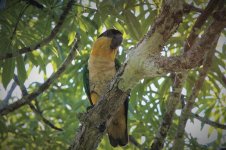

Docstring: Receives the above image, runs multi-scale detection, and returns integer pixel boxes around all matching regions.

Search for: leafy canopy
[0,0,225,149]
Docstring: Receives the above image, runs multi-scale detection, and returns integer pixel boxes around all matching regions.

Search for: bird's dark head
[98,29,123,49]
[91,29,123,61]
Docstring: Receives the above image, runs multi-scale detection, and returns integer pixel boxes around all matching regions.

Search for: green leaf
[16,56,27,84]
[123,10,142,41]
[28,53,38,66]
[81,16,98,31]
[51,47,59,57]
[2,58,15,89]
[68,31,76,46]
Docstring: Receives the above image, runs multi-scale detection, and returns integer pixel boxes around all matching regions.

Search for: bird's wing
[82,62,92,105]
[115,58,121,71]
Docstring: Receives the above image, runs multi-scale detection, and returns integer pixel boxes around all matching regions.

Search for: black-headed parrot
[83,29,129,147]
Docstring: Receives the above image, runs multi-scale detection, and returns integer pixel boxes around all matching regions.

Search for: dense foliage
[0,0,225,149]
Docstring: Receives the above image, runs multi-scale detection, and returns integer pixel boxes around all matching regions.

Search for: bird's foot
[86,105,94,111]
[98,122,106,132]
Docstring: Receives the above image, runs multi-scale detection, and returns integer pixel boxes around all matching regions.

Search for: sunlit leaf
[68,31,76,46]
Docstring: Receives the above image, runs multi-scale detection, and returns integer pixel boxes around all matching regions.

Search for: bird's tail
[107,98,129,147]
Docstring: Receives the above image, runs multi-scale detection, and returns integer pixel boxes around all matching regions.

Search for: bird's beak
[110,35,123,49]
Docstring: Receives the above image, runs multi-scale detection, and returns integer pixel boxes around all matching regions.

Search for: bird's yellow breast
[90,37,117,61]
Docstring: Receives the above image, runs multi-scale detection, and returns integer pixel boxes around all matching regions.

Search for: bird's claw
[98,122,106,132]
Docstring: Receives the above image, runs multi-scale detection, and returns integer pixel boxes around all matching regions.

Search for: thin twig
[22,0,44,9]
[180,94,226,130]
[10,4,29,42]
[191,113,226,130]
[129,135,142,148]
[28,102,63,131]
[0,0,74,60]
[13,75,63,131]
[183,3,203,13]
[0,37,79,116]
[0,81,17,109]
[3,82,17,102]
[184,0,220,52]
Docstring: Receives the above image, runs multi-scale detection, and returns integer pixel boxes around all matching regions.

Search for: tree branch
[28,102,63,131]
[22,0,45,9]
[128,135,143,149]
[183,0,220,52]
[150,73,186,150]
[10,4,29,43]
[172,33,220,150]
[183,3,203,14]
[69,0,185,149]
[118,0,184,90]
[191,113,226,130]
[69,1,225,149]
[0,37,79,116]
[0,81,17,109]
[0,0,74,60]
[155,2,226,72]
[150,1,221,149]
[155,19,226,73]
[13,75,63,131]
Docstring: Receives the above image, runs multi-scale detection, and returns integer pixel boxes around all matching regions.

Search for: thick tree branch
[13,75,63,131]
[70,1,185,149]
[70,81,130,149]
[172,33,220,150]
[155,19,226,73]
[191,113,226,130]
[119,1,226,88]
[118,0,184,90]
[0,0,74,60]
[0,37,79,116]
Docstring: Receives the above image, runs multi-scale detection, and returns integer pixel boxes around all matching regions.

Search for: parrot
[83,29,129,147]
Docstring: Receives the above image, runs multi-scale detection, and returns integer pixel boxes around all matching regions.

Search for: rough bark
[118,0,184,90]
[70,79,130,150]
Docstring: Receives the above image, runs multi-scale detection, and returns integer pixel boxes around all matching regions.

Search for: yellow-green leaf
[123,10,142,41]
[68,31,76,46]
[51,47,59,57]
